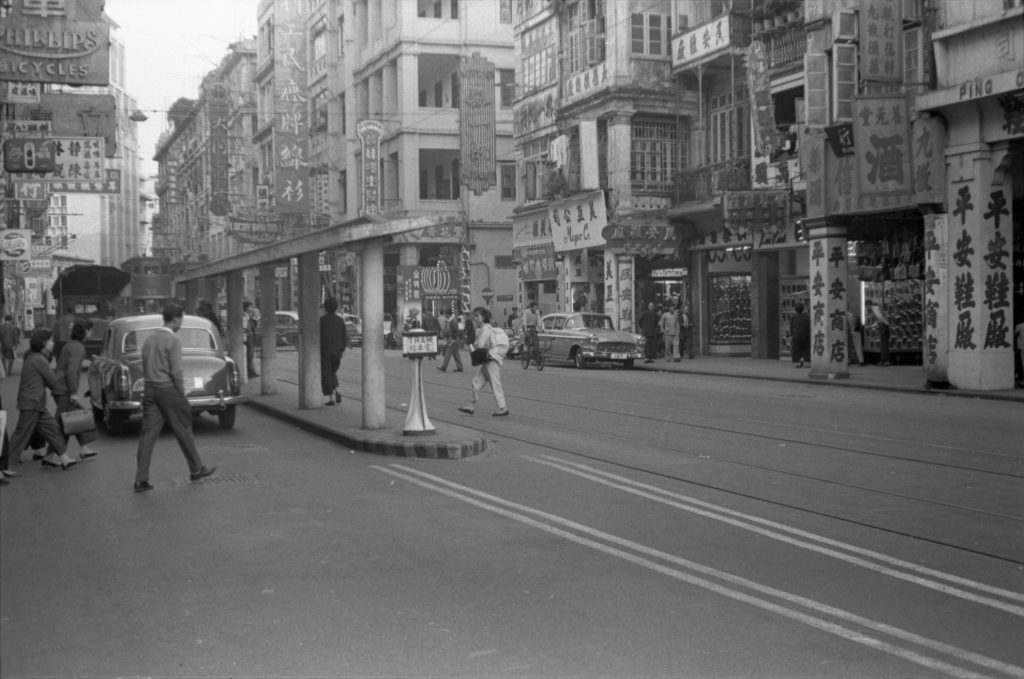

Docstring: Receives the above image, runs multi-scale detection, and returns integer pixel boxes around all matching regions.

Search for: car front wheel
[623,359,634,369]
[572,348,588,369]
[217,405,237,429]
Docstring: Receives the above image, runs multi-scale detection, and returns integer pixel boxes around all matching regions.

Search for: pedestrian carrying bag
[60,407,95,435]
[470,347,490,366]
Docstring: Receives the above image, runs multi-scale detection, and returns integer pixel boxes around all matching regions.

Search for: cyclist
[522,301,541,353]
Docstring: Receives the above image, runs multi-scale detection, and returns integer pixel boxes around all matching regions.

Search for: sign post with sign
[401,329,438,435]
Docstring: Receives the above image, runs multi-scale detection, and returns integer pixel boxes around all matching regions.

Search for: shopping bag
[470,348,489,366]
[60,407,95,435]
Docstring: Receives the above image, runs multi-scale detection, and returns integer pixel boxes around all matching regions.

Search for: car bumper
[581,349,644,361]
[107,393,248,413]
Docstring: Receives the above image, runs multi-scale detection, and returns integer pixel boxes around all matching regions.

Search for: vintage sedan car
[342,313,362,346]
[274,310,299,347]
[86,314,246,434]
[537,312,645,369]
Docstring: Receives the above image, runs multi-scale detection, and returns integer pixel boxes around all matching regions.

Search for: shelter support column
[360,237,386,430]
[226,271,245,381]
[945,143,1015,390]
[258,263,277,394]
[297,252,322,409]
[807,219,850,379]
[183,281,199,313]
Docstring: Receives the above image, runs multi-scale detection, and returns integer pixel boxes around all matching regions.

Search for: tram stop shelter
[174,215,442,431]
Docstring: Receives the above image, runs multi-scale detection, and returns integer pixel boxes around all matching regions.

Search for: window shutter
[525,162,537,201]
[832,44,858,122]
[804,53,829,127]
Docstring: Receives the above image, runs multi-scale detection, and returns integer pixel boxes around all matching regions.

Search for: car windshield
[122,327,218,353]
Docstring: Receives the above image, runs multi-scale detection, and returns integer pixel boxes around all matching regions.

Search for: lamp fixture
[129,110,149,123]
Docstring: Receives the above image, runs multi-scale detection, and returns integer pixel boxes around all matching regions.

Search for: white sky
[104,0,259,176]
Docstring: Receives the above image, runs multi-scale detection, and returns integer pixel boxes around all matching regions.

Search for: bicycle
[520,327,544,371]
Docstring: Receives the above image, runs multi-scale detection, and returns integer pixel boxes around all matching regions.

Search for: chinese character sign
[274,4,309,215]
[859,0,902,83]
[459,53,497,195]
[356,120,383,216]
[672,15,731,68]
[208,81,231,217]
[747,41,777,157]
[853,96,911,198]
[910,115,945,205]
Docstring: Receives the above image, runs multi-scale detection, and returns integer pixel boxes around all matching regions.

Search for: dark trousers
[321,352,341,396]
[135,384,203,483]
[644,334,658,360]
[439,341,463,370]
[6,409,66,468]
[680,327,694,358]
[245,334,257,375]
[878,324,891,364]
[47,393,96,455]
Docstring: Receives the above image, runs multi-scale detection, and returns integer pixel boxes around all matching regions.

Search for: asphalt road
[1,352,1021,678]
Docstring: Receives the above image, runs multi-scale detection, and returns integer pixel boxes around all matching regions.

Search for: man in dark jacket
[638,302,661,363]
[320,297,348,406]
[790,302,811,368]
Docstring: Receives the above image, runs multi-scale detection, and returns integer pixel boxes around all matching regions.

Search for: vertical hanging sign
[459,53,497,195]
[356,120,383,216]
[208,82,231,216]
[274,3,309,215]
[859,0,902,83]
[747,40,776,157]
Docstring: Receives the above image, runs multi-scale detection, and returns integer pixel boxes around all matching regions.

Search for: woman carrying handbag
[6,329,77,471]
[47,322,98,465]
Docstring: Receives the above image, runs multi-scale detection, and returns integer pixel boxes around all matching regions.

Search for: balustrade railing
[673,158,751,204]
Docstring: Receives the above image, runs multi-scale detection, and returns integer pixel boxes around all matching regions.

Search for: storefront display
[709,274,752,345]
[863,280,923,355]
[779,276,809,357]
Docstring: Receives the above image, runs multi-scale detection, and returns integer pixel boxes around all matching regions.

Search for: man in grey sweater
[133,304,215,493]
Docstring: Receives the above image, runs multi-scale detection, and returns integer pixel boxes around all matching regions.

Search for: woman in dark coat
[319,297,348,406]
[47,322,98,464]
[790,302,812,368]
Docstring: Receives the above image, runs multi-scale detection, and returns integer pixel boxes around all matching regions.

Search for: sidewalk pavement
[240,354,1021,460]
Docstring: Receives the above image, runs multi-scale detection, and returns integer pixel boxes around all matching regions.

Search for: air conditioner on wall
[834,8,858,42]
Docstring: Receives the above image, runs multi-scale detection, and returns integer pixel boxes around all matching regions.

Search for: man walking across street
[133,304,215,493]
[1,314,20,375]
[437,309,464,372]
[638,302,660,363]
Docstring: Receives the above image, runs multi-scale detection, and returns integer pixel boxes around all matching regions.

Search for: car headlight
[635,335,646,347]
[587,333,599,344]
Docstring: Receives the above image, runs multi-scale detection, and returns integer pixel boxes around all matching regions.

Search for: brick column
[807,220,850,378]
[946,144,1015,390]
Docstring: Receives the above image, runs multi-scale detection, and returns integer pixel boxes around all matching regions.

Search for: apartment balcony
[672,158,751,204]
[753,22,806,71]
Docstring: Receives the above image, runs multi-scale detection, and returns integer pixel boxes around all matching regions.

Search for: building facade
[512,0,691,332]
[153,39,258,305]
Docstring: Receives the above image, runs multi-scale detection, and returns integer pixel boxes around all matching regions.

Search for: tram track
[280,367,1024,565]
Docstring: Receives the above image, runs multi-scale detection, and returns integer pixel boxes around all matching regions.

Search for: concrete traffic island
[241,382,487,459]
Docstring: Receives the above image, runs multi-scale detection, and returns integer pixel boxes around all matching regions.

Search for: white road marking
[374,464,1024,679]
[527,455,1024,615]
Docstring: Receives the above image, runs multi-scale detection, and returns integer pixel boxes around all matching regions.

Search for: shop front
[512,207,558,315]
